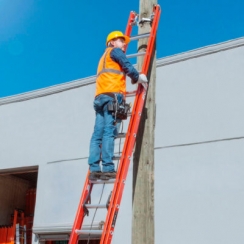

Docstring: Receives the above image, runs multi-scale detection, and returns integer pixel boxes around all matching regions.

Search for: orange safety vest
[95,47,126,97]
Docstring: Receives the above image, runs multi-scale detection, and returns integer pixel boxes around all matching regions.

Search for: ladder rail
[124,11,137,52]
[100,5,161,243]
[69,172,92,244]
[141,5,161,75]
[100,83,146,244]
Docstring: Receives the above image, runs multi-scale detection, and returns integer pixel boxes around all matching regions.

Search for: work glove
[137,74,148,90]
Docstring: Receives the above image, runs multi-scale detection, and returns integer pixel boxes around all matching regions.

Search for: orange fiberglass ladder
[69,5,161,244]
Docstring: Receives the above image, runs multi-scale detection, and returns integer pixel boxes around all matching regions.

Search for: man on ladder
[88,30,148,181]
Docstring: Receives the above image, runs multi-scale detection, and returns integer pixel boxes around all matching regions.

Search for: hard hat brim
[123,35,130,44]
[106,34,130,45]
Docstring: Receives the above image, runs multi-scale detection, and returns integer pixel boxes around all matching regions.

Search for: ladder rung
[113,155,121,160]
[126,51,146,59]
[130,33,150,41]
[89,179,115,184]
[75,230,103,235]
[126,90,137,97]
[84,204,106,209]
[116,133,126,139]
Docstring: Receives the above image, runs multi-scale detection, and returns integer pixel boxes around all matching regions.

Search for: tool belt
[103,93,130,120]
[108,100,130,120]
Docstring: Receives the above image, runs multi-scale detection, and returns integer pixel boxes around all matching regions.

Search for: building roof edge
[157,36,244,67]
[1,37,244,106]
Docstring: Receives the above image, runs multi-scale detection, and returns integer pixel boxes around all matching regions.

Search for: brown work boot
[89,171,102,181]
[100,171,117,180]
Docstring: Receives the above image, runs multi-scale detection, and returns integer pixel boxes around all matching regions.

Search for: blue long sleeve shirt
[110,48,139,83]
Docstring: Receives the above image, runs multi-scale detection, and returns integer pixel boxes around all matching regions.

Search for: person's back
[95,46,127,97]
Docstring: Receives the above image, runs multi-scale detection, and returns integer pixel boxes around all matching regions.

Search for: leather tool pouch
[108,100,131,120]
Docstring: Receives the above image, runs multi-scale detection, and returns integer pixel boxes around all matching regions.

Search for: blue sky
[0,0,244,98]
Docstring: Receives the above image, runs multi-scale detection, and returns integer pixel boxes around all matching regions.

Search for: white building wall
[154,39,244,244]
[0,37,244,243]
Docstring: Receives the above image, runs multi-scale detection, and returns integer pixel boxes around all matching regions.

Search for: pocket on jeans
[93,99,101,110]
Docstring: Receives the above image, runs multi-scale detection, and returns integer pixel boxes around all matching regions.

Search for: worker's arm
[110,48,139,83]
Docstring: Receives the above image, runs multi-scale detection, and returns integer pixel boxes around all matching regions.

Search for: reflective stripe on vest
[97,68,125,77]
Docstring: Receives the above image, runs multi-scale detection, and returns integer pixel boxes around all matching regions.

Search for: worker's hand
[137,74,148,90]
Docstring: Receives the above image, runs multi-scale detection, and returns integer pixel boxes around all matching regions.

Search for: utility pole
[132,0,157,243]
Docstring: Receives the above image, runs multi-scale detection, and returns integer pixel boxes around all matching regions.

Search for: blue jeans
[88,93,123,172]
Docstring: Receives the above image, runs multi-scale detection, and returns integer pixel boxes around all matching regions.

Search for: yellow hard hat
[106,31,130,46]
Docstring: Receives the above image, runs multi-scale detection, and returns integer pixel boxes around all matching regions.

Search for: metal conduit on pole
[132,0,157,243]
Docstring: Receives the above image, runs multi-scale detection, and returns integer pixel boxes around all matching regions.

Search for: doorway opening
[0,166,38,244]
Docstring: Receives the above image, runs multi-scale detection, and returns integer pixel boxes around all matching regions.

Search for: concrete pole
[132,0,157,243]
